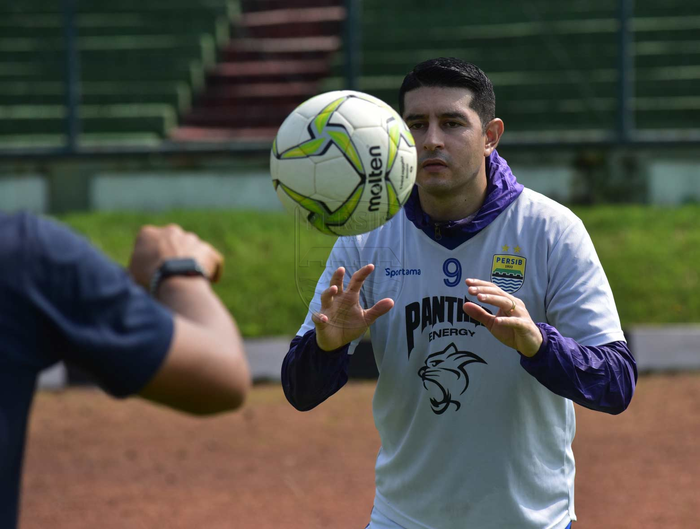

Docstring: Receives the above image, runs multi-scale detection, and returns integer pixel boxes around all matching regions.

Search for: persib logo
[491,255,526,293]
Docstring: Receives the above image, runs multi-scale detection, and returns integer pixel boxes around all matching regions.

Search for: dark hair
[398,57,496,130]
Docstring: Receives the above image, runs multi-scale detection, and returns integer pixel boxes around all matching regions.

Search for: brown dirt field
[20,373,700,529]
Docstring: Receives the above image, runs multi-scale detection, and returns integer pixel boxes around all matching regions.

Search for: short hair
[398,57,496,130]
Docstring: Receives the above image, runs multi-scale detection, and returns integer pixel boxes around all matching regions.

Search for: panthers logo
[417,342,487,415]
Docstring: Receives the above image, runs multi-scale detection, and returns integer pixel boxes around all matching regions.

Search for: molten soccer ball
[270,90,416,236]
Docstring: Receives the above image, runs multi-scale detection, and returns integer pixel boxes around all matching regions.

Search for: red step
[238,7,344,39]
[239,7,345,26]
[221,36,341,62]
[171,126,278,142]
[194,82,320,107]
[182,104,298,128]
[241,0,341,13]
[206,60,331,86]
[172,3,343,142]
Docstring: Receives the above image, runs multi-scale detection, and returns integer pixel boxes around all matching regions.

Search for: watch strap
[149,258,207,296]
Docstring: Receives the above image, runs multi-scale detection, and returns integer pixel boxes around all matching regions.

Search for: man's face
[402,86,488,198]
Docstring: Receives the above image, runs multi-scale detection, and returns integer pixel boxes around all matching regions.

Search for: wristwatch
[149,258,207,296]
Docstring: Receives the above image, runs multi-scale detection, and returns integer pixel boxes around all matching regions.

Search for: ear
[483,118,504,156]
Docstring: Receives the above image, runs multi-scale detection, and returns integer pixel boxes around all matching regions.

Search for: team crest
[491,254,526,293]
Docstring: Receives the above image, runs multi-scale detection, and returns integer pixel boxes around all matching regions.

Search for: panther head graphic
[417,342,487,415]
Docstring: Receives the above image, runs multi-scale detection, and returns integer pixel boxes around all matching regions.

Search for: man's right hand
[312,264,394,352]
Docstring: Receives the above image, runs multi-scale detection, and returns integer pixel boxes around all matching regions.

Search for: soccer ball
[270,90,417,236]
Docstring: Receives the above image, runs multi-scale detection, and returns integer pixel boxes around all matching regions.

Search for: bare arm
[129,225,251,415]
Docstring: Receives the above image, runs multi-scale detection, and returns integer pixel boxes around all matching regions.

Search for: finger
[346,264,375,294]
[492,315,529,329]
[329,267,345,295]
[463,302,496,329]
[363,298,394,326]
[467,285,506,297]
[207,245,225,282]
[311,311,329,326]
[319,284,338,309]
[473,292,516,314]
[465,278,497,288]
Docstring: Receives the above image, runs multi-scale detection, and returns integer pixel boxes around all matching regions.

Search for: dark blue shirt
[0,212,174,529]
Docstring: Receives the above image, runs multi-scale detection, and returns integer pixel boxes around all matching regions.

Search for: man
[282,58,637,529]
[0,214,251,528]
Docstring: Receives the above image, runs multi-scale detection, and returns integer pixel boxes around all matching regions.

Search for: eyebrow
[403,111,471,122]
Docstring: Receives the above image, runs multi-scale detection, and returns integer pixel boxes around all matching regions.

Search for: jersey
[296,187,625,529]
[0,212,174,529]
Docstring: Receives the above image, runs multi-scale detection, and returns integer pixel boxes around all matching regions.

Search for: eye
[408,122,425,130]
[431,360,443,367]
[444,121,462,128]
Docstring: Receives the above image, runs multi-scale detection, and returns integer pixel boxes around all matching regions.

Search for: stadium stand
[171,0,344,142]
[317,0,700,143]
[0,0,233,148]
[1,0,698,148]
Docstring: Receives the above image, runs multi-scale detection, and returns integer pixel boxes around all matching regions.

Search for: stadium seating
[1,0,698,148]
[0,0,233,147]
[172,0,343,142]
[318,0,700,141]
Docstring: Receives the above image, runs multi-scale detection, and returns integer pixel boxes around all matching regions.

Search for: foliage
[58,205,700,336]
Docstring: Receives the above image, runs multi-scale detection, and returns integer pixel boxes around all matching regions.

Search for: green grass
[57,205,700,336]
[59,210,333,338]
[572,205,700,326]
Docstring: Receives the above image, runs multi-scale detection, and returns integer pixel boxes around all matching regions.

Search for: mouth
[420,158,448,172]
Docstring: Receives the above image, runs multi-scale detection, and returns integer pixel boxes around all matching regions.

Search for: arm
[281,329,350,411]
[281,263,393,411]
[463,219,636,414]
[128,225,251,415]
[520,324,637,414]
[27,217,249,416]
[463,286,637,414]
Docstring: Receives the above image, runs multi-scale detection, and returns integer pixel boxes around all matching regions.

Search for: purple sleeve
[281,329,351,411]
[519,323,638,415]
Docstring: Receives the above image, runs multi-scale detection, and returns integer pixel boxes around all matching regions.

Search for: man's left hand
[463,278,543,357]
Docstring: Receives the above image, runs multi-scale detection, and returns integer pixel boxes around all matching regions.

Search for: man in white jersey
[282,58,637,529]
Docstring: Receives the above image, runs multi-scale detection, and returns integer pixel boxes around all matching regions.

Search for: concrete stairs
[172,1,344,142]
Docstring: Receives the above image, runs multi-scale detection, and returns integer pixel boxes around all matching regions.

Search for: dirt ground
[20,373,700,529]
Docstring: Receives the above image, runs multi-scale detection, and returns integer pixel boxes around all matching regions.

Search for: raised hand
[312,264,394,352]
[462,278,543,357]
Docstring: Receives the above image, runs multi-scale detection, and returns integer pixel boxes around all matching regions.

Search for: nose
[423,123,444,151]
[418,366,427,378]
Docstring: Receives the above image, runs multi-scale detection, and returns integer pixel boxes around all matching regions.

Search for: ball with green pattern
[270,90,417,236]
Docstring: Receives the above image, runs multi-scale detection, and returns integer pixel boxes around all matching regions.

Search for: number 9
[443,258,462,287]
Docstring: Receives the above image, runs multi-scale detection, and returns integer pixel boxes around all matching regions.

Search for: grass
[573,205,700,326]
[58,205,700,336]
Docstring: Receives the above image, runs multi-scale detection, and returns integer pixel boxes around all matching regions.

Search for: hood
[403,150,524,250]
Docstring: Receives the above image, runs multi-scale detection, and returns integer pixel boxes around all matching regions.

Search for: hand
[462,278,543,357]
[312,264,394,352]
[128,224,224,289]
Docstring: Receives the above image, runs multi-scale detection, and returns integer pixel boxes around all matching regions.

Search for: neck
[417,169,488,222]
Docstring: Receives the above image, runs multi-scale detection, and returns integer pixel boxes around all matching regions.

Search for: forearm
[282,329,351,411]
[150,276,250,410]
[520,323,638,415]
[157,277,240,340]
